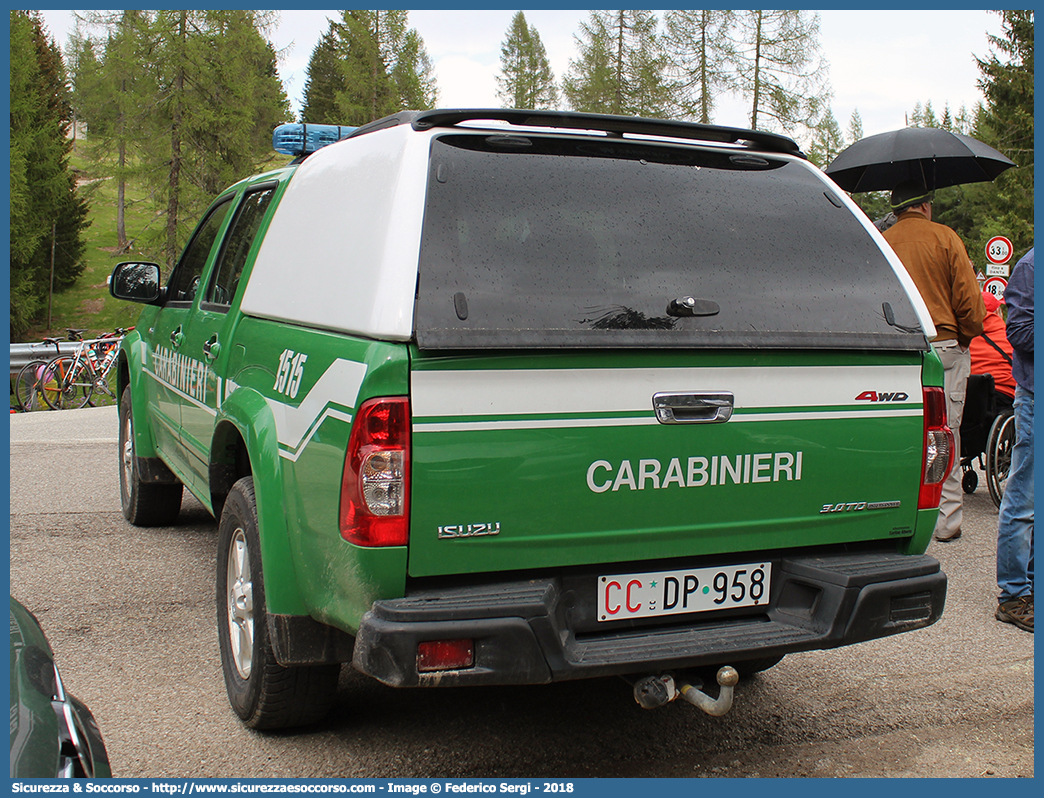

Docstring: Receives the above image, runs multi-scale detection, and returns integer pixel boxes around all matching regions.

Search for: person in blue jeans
[996,247,1033,633]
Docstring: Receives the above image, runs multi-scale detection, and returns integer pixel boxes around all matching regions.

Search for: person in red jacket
[970,290,1016,399]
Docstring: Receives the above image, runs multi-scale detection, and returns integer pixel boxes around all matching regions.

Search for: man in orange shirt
[883,179,986,543]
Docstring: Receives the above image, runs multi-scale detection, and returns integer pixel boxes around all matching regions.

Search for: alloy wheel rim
[121,415,134,493]
[226,528,254,679]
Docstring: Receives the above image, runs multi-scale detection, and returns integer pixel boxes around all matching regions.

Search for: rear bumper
[352,551,946,687]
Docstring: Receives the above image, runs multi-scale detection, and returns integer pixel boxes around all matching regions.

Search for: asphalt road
[8,406,1034,779]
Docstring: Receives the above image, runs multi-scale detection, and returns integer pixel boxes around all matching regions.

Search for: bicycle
[13,329,87,412]
[38,327,133,410]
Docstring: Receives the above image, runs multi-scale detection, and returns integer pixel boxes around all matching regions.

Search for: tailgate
[408,351,926,578]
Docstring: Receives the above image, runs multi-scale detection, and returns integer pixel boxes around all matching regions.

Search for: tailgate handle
[653,392,734,424]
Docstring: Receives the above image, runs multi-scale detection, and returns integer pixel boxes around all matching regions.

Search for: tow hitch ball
[632,666,740,717]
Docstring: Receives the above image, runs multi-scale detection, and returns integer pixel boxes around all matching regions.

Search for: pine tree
[64,19,103,149]
[301,30,344,123]
[806,108,845,169]
[134,10,289,264]
[562,13,616,114]
[153,10,191,264]
[308,11,437,126]
[9,11,90,337]
[922,101,938,128]
[842,107,893,225]
[847,109,863,143]
[977,13,1033,185]
[662,10,735,124]
[334,10,401,124]
[496,11,557,110]
[953,105,976,135]
[971,10,1034,259]
[940,104,954,131]
[392,28,439,111]
[188,10,290,194]
[922,13,1032,270]
[731,10,830,136]
[563,10,672,117]
[71,10,155,251]
[838,107,898,223]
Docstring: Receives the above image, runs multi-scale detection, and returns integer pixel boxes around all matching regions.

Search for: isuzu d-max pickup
[110,110,952,728]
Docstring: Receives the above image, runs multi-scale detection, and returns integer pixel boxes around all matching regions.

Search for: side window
[204,187,275,307]
[167,199,233,303]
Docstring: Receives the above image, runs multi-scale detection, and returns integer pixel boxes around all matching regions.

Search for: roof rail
[356,108,803,156]
[346,112,422,139]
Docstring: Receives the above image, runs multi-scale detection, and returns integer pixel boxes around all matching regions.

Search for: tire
[217,477,340,730]
[118,386,183,526]
[90,343,120,406]
[95,366,119,404]
[985,412,1015,509]
[38,356,69,410]
[39,355,92,410]
[84,368,119,407]
[14,360,47,411]
[961,467,978,494]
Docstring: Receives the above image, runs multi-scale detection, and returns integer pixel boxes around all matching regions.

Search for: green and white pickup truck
[110,110,952,729]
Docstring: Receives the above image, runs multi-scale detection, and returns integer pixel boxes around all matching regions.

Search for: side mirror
[110,261,163,304]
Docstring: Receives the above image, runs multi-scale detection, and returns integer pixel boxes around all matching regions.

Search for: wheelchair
[959,373,1016,508]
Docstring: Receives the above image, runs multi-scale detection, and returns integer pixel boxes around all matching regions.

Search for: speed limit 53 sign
[986,236,1013,265]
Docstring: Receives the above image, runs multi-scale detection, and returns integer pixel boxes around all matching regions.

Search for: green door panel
[143,306,195,474]
[118,328,164,462]
[178,306,232,491]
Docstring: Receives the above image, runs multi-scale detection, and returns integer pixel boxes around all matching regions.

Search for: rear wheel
[217,477,339,729]
[985,412,1016,508]
[119,386,182,525]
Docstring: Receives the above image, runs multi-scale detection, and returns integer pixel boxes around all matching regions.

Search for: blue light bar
[272,123,357,157]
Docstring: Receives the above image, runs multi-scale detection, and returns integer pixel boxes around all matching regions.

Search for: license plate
[597,561,770,621]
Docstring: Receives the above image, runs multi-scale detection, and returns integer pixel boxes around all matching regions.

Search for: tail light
[340,397,410,546]
[919,386,954,509]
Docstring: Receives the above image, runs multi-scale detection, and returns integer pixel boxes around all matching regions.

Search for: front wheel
[40,356,92,410]
[961,467,978,494]
[216,477,339,730]
[119,386,182,526]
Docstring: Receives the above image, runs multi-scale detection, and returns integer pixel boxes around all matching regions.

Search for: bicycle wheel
[985,412,1016,508]
[91,362,120,405]
[40,356,93,410]
[14,360,48,411]
[38,357,67,409]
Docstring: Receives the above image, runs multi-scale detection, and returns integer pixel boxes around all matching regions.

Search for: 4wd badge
[855,390,909,402]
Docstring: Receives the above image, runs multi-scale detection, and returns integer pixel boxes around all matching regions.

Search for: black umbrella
[825,127,1015,193]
